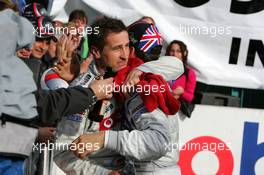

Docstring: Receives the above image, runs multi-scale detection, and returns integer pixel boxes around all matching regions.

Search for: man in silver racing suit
[52,17,183,175]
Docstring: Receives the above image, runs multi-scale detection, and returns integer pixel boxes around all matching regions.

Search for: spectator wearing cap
[20,3,57,87]
[21,4,62,175]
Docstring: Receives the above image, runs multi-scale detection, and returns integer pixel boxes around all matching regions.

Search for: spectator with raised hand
[67,9,92,76]
[40,22,112,175]
[41,22,82,91]
[166,40,197,118]
[18,3,58,87]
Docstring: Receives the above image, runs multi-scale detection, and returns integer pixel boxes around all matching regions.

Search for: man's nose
[120,46,129,60]
[40,41,48,49]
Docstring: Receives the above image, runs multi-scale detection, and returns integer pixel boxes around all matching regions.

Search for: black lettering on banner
[229,38,264,67]
[229,37,241,64]
[246,40,264,67]
[173,0,264,13]
[230,0,264,14]
[173,0,209,8]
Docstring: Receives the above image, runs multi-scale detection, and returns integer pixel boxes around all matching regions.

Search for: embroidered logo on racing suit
[66,114,83,122]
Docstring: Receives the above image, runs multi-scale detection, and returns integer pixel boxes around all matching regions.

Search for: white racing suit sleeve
[40,68,69,90]
[54,151,111,175]
[137,56,184,81]
[104,108,171,161]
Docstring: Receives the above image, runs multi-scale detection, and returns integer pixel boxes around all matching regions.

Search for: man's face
[100,31,130,72]
[72,18,87,35]
[31,38,50,59]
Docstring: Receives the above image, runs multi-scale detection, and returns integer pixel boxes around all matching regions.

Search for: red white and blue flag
[138,24,162,53]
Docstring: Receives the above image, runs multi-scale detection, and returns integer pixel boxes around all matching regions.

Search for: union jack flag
[138,24,162,53]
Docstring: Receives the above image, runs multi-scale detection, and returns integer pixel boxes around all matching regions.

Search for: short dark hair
[90,16,127,51]
[69,9,87,24]
[133,45,162,63]
[166,40,188,64]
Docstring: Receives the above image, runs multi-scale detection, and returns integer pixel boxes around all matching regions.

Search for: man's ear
[129,47,136,58]
[91,46,101,59]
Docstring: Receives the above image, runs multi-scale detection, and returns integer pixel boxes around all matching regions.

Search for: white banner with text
[50,0,264,89]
